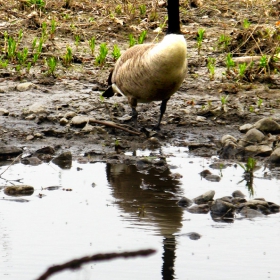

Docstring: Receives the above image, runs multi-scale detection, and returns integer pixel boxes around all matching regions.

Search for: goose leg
[153,98,170,130]
[129,97,138,128]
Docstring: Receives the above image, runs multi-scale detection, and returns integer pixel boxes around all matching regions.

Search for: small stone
[4,185,34,196]
[52,151,72,169]
[244,145,272,157]
[221,134,237,145]
[0,146,22,160]
[232,190,245,198]
[178,197,193,207]
[210,199,235,216]
[26,135,34,141]
[16,82,34,92]
[254,117,280,134]
[25,114,36,120]
[28,103,46,114]
[239,128,265,147]
[239,123,253,133]
[0,108,9,116]
[34,133,43,138]
[64,111,77,119]
[71,116,89,127]
[187,204,210,214]
[60,118,69,126]
[21,156,42,166]
[196,116,206,122]
[269,147,280,163]
[193,190,215,205]
[82,124,94,132]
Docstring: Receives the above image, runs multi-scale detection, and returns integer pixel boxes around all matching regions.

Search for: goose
[102,0,187,130]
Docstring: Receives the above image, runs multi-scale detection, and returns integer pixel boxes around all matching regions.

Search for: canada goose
[102,0,187,130]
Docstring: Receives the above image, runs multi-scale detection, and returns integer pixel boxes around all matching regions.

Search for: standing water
[0,146,280,280]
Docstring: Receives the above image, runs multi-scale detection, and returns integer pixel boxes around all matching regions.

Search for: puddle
[0,147,280,279]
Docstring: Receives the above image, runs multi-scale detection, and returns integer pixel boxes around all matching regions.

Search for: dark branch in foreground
[35,249,156,280]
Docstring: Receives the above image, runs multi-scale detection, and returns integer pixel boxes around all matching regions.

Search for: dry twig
[36,249,156,280]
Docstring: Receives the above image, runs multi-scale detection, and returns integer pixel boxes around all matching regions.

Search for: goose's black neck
[167,0,180,34]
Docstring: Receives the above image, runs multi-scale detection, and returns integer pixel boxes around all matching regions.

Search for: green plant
[0,57,8,68]
[17,47,28,65]
[257,98,263,108]
[259,55,268,73]
[47,57,57,77]
[225,53,235,72]
[112,44,121,61]
[28,0,45,9]
[95,43,108,66]
[7,36,17,60]
[89,36,96,56]
[115,5,122,15]
[63,46,73,67]
[220,95,229,106]
[218,34,231,50]
[239,157,257,173]
[129,34,136,47]
[207,57,215,80]
[74,35,80,49]
[37,37,44,53]
[41,22,47,40]
[33,53,39,64]
[238,63,247,80]
[138,30,147,44]
[197,28,205,55]
[32,37,38,51]
[50,19,56,40]
[139,4,146,16]
[243,19,251,29]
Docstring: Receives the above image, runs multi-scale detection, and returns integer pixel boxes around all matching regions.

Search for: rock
[25,114,36,120]
[221,134,237,145]
[35,146,55,155]
[210,199,235,216]
[71,116,89,127]
[239,123,253,133]
[186,204,210,214]
[239,128,265,147]
[219,139,240,159]
[254,117,280,134]
[244,145,272,157]
[268,202,280,213]
[59,118,69,125]
[183,232,201,240]
[64,111,77,119]
[52,151,72,169]
[21,156,42,166]
[239,207,265,218]
[232,197,247,205]
[82,124,94,132]
[16,82,34,92]
[269,147,280,163]
[0,108,9,116]
[4,185,34,196]
[28,103,46,114]
[0,146,22,160]
[193,190,215,205]
[178,197,193,207]
[26,135,34,141]
[232,190,245,198]
[204,174,221,182]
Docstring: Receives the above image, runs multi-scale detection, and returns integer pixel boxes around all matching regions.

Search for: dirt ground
[0,0,280,160]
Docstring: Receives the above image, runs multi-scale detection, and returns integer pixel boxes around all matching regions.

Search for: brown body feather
[103,34,187,129]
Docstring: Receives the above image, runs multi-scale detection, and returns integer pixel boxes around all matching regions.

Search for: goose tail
[102,86,114,98]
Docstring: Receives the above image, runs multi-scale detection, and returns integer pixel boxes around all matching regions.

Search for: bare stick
[35,249,156,280]
[89,118,142,135]
[0,153,22,178]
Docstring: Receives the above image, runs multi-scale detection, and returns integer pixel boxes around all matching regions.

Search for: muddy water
[0,147,280,280]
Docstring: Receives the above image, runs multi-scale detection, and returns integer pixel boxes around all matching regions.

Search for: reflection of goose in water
[105,163,184,280]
